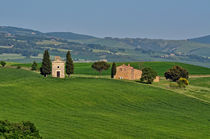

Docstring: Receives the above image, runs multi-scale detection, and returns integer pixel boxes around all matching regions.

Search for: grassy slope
[190,77,210,88]
[12,61,210,76]
[0,68,210,138]
[152,76,210,104]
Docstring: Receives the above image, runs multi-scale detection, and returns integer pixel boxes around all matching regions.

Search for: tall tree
[66,50,74,77]
[31,61,38,71]
[111,62,116,78]
[92,61,110,75]
[40,50,51,77]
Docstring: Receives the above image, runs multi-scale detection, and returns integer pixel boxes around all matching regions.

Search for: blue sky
[0,0,210,39]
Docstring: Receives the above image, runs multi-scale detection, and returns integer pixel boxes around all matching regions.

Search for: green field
[0,53,25,60]
[190,77,210,88]
[11,61,210,76]
[1,68,210,138]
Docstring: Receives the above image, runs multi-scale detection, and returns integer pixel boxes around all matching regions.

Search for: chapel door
[57,71,60,78]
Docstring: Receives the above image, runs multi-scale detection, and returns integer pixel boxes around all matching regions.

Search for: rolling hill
[189,35,210,44]
[11,61,210,76]
[46,32,96,40]
[1,26,210,67]
[1,68,210,138]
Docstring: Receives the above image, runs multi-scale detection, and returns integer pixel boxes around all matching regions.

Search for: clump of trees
[31,61,38,71]
[164,66,189,82]
[92,61,110,75]
[140,67,157,84]
[66,51,74,77]
[40,50,51,77]
[165,66,189,88]
[0,120,42,138]
[111,62,116,78]
[0,61,6,67]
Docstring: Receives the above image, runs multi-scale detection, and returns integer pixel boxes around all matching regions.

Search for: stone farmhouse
[114,64,160,82]
[114,64,142,80]
[52,56,65,78]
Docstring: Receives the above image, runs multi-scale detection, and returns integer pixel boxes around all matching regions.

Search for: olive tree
[92,61,110,75]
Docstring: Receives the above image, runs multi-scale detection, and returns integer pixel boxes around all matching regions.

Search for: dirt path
[189,75,210,78]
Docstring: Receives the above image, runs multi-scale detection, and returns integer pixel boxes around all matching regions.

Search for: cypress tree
[66,50,74,77]
[31,61,38,71]
[111,62,116,78]
[40,50,51,77]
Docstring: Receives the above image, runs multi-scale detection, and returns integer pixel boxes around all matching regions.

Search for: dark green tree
[66,51,74,77]
[31,61,38,71]
[164,66,189,82]
[0,61,6,67]
[92,61,110,75]
[0,120,42,138]
[40,50,51,77]
[140,67,157,84]
[111,62,116,78]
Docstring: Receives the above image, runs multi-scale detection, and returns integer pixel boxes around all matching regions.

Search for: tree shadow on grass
[135,81,151,84]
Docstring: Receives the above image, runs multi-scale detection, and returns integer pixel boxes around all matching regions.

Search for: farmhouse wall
[154,76,160,82]
[114,64,159,82]
[114,64,142,80]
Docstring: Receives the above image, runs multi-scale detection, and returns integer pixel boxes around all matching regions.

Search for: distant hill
[46,32,96,40]
[189,35,210,44]
[1,26,210,67]
[0,26,43,36]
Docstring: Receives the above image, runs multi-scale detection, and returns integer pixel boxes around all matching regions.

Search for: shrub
[164,66,189,82]
[0,120,42,138]
[177,78,189,88]
[140,67,157,84]
[17,66,21,69]
[0,61,6,67]
[31,61,38,71]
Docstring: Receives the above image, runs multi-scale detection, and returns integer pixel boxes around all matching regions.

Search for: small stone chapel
[52,56,65,78]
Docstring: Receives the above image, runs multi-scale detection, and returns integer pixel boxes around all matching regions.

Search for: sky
[0,0,210,39]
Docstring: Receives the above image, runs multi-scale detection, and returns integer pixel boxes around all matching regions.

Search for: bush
[17,66,21,69]
[31,61,38,71]
[177,78,189,88]
[140,67,157,84]
[164,66,189,82]
[0,120,42,138]
[0,61,6,67]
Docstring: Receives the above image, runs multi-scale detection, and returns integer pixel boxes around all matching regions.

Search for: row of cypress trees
[39,49,117,78]
[40,50,74,77]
